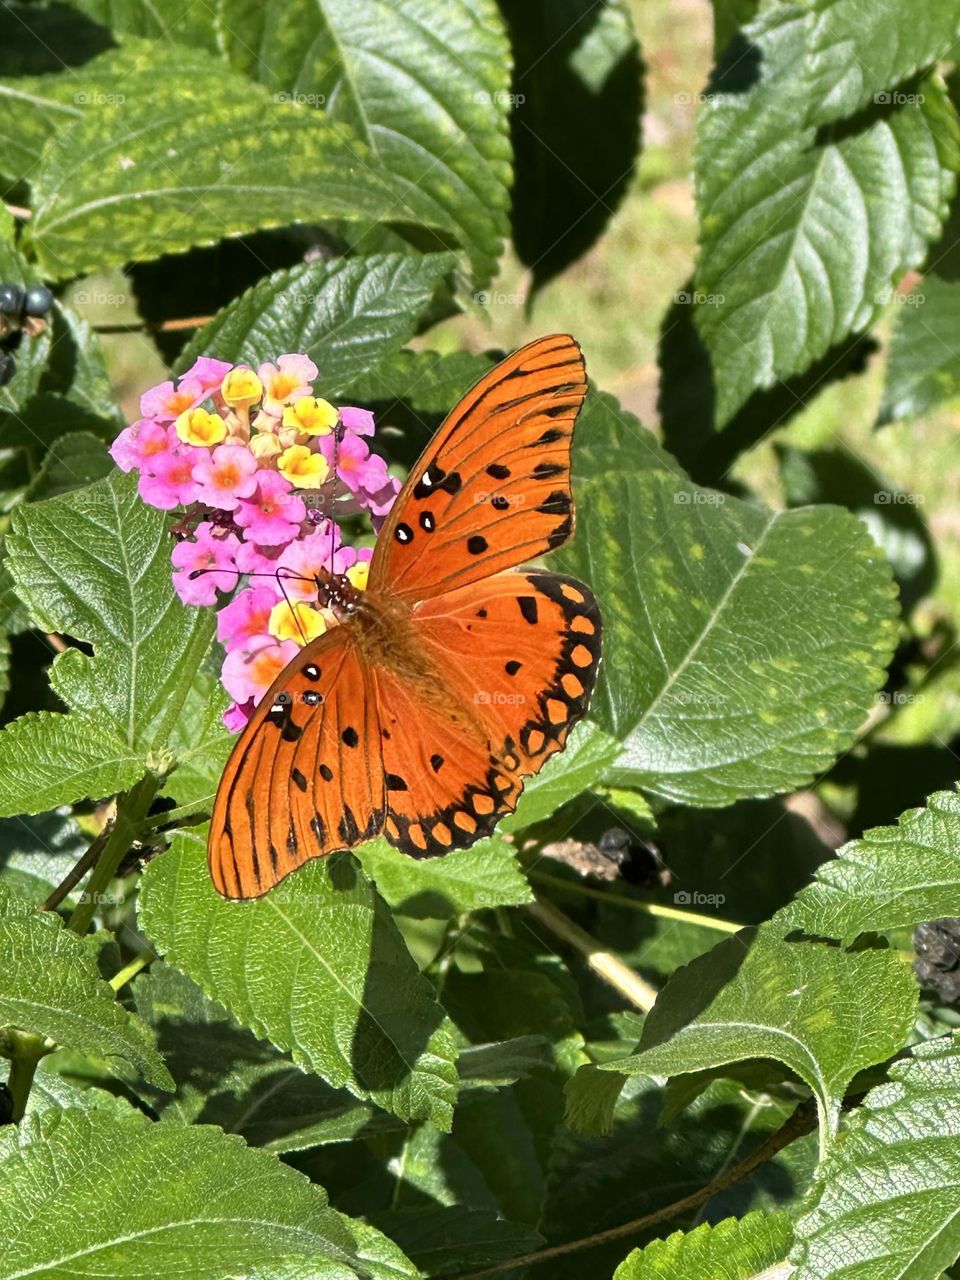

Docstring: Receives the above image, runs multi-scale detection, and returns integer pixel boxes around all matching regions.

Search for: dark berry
[0,352,15,387]
[22,284,53,318]
[0,283,24,316]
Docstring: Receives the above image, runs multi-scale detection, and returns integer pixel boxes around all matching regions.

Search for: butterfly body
[210,335,602,898]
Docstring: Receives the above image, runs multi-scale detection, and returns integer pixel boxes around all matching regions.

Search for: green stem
[530,869,743,934]
[67,774,161,935]
[110,948,156,993]
[2,1030,50,1122]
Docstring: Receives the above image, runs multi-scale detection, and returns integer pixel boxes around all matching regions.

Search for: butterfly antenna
[328,419,344,577]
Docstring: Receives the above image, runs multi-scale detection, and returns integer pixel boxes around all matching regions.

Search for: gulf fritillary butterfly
[209,334,602,898]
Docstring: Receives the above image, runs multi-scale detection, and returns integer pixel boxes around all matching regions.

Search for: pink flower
[181,356,233,392]
[192,443,259,511]
[234,471,306,546]
[235,541,284,577]
[323,433,399,516]
[140,380,206,423]
[274,523,344,602]
[221,635,299,705]
[223,700,254,732]
[110,420,171,473]
[170,523,240,605]
[138,444,203,510]
[339,405,375,436]
[217,585,281,652]
[365,471,402,519]
[258,354,319,416]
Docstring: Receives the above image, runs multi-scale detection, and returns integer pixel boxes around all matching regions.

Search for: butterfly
[209,334,603,898]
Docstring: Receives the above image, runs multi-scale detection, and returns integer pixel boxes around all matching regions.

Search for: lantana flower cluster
[111,354,399,731]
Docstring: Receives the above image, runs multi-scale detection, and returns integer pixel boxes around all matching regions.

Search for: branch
[445,1100,815,1279]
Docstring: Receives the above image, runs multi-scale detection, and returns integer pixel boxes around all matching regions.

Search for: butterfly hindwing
[209,627,385,898]
[375,570,602,858]
[370,334,587,603]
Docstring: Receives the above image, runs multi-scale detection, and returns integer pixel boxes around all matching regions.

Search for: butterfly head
[315,568,364,623]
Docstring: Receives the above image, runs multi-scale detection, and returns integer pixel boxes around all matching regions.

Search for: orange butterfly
[209,334,602,898]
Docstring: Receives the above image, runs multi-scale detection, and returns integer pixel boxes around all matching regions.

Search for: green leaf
[19,42,452,280]
[5,471,214,757]
[0,1106,412,1279]
[23,430,113,503]
[793,1034,960,1280]
[605,925,917,1139]
[782,788,960,945]
[504,0,643,287]
[346,347,495,416]
[615,1212,792,1279]
[564,1061,629,1136]
[0,812,87,903]
[370,1206,543,1277]
[694,7,959,425]
[218,0,513,282]
[176,252,456,393]
[66,0,220,48]
[878,276,960,423]
[457,1036,552,1091]
[0,711,145,816]
[0,882,171,1089]
[559,406,899,805]
[139,832,460,1128]
[134,963,402,1150]
[359,834,532,917]
[806,1,960,125]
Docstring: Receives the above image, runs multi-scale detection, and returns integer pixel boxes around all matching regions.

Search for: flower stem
[525,895,659,1012]
[1,1029,51,1122]
[110,948,156,993]
[67,774,161,935]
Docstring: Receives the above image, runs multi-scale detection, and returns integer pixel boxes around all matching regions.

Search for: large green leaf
[0,1106,413,1279]
[782,788,960,945]
[559,399,899,805]
[878,275,960,423]
[15,42,451,279]
[694,8,959,425]
[176,252,456,393]
[793,1034,960,1280]
[500,720,620,833]
[4,471,214,764]
[603,925,917,1139]
[615,1212,792,1279]
[0,882,171,1089]
[139,832,460,1128]
[218,0,513,282]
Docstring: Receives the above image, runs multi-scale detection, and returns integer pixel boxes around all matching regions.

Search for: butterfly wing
[209,626,385,898]
[375,569,602,857]
[369,334,586,603]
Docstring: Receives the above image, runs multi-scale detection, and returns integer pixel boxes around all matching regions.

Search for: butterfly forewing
[370,334,587,602]
[209,628,385,898]
[375,570,602,857]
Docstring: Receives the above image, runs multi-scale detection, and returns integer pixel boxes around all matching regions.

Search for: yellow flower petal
[175,407,228,447]
[346,560,369,591]
[221,368,263,408]
[249,431,281,460]
[282,396,339,436]
[278,444,330,489]
[268,600,327,646]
